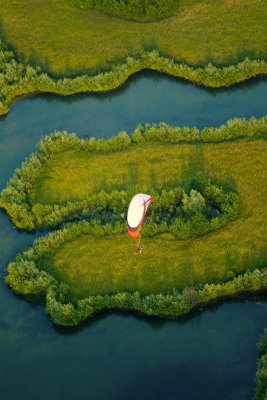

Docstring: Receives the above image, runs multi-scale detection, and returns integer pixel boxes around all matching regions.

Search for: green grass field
[0,0,266,75]
[33,138,267,299]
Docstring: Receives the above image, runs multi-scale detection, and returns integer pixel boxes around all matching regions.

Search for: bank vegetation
[1,41,267,117]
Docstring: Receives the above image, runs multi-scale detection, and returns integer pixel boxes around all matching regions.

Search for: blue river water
[0,72,266,400]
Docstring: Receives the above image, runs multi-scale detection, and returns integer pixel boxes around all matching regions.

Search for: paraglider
[127,193,154,253]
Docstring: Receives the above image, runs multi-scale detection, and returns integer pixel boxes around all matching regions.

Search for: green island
[3,120,267,327]
[1,0,267,116]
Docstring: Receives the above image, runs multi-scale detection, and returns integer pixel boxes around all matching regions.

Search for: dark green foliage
[69,0,179,22]
[6,259,54,297]
[5,222,267,326]
[1,40,267,117]
[143,176,239,239]
[254,328,267,400]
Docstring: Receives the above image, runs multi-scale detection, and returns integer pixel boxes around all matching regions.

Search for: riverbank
[1,44,267,117]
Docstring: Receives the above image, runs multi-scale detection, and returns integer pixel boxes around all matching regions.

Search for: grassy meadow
[0,0,266,75]
[31,138,267,299]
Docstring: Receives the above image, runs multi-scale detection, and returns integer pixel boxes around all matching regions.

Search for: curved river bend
[0,72,267,400]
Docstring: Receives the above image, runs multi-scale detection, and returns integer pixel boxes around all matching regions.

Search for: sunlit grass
[0,0,266,74]
[37,139,267,298]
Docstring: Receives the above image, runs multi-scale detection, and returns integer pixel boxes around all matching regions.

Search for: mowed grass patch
[36,139,267,298]
[0,0,266,74]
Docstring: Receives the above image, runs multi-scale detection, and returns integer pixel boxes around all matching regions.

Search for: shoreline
[1,51,267,117]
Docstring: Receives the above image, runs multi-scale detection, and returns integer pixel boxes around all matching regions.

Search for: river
[0,72,267,400]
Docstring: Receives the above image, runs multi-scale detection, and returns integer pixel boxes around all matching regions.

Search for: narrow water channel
[0,72,267,400]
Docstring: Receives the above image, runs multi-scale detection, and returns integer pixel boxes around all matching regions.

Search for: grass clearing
[0,0,266,75]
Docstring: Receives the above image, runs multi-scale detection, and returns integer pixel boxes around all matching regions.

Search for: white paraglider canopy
[127,193,154,239]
